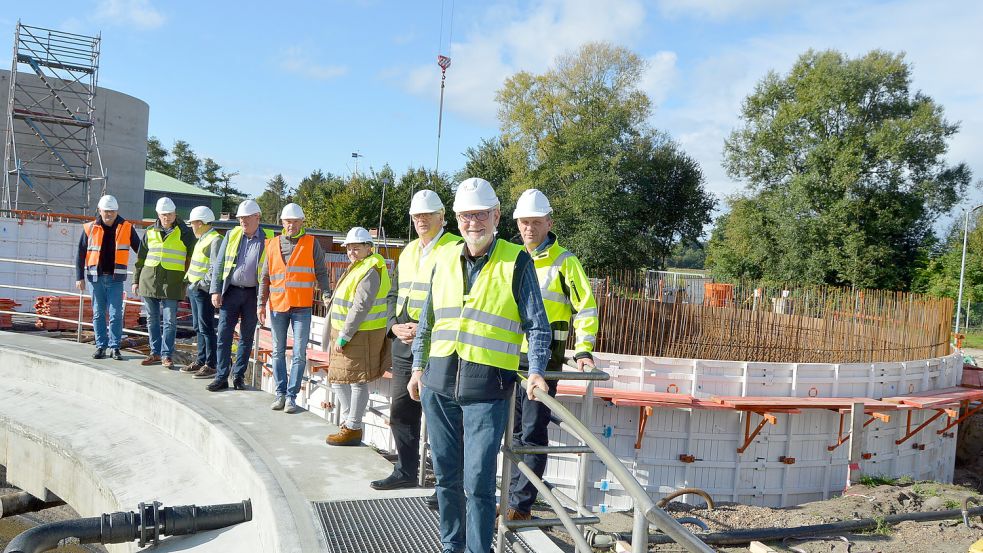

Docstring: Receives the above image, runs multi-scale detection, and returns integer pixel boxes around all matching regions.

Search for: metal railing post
[76,289,84,343]
[576,376,595,509]
[495,383,517,553]
[632,507,649,553]
[417,414,429,487]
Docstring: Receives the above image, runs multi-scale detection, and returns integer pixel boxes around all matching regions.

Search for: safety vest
[222,226,276,281]
[186,228,221,284]
[83,219,133,277]
[430,240,524,371]
[330,253,391,332]
[144,226,188,272]
[395,231,461,321]
[267,233,317,311]
[520,238,599,355]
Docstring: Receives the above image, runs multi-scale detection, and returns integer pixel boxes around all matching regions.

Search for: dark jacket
[74,216,142,282]
[134,219,196,300]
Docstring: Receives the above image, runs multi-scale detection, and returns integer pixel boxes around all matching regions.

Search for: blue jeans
[422,387,510,553]
[215,286,258,382]
[188,286,217,368]
[270,308,311,400]
[144,297,178,358]
[89,277,125,349]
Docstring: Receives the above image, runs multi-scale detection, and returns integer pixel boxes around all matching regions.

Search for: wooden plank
[749,542,778,553]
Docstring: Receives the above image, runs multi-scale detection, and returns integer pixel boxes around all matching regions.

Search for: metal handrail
[496,372,714,553]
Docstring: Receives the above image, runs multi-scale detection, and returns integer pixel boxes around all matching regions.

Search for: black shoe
[424,492,438,509]
[92,348,106,359]
[370,473,416,490]
[206,379,229,392]
[232,378,245,390]
[111,349,123,360]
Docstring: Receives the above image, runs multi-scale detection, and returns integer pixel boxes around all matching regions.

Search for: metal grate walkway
[314,497,534,553]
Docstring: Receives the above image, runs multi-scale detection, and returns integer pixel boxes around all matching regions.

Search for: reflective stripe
[334,298,353,308]
[434,306,521,335]
[407,299,426,310]
[542,290,570,304]
[115,244,129,251]
[553,329,569,340]
[190,260,210,268]
[270,286,285,294]
[87,246,101,252]
[363,310,388,321]
[330,311,346,321]
[574,307,598,319]
[581,334,596,347]
[270,273,285,280]
[285,281,315,289]
[150,247,188,257]
[288,266,315,274]
[432,329,520,357]
[409,282,430,291]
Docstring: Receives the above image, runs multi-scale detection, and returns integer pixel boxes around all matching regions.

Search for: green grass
[912,482,942,497]
[859,474,901,487]
[859,515,893,536]
[944,499,960,510]
[961,331,983,349]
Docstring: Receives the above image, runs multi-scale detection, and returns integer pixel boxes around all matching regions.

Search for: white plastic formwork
[0,216,141,310]
[269,317,963,512]
[540,351,963,511]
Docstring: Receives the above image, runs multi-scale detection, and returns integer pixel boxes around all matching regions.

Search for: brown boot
[325,426,363,446]
[192,365,217,379]
[141,354,161,366]
[506,508,531,521]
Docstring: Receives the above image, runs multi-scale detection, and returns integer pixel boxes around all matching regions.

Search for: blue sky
[6,0,983,231]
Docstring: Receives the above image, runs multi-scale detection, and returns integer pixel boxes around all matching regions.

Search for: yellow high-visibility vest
[330,253,391,332]
[395,232,461,321]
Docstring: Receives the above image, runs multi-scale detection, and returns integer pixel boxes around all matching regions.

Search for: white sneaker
[284,398,301,414]
[271,396,286,411]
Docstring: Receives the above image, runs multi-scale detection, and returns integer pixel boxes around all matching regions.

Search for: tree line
[146,43,976,295]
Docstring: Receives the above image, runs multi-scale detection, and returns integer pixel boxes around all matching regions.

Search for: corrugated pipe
[615,505,983,546]
[0,492,65,518]
[656,488,715,510]
[3,499,252,553]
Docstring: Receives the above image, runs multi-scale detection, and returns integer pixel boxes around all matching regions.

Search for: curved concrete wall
[0,340,307,552]
[0,69,149,220]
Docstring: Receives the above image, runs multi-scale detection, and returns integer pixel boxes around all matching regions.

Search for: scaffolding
[2,22,105,213]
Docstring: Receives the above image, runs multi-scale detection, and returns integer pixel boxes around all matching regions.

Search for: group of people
[75,195,390,432]
[76,176,599,553]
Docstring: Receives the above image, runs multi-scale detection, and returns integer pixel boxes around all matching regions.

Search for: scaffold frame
[2,21,105,213]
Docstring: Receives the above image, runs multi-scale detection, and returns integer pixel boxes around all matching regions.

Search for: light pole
[377,176,391,250]
[955,203,983,334]
[351,151,364,178]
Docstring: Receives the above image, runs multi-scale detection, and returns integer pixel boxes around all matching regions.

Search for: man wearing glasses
[408,178,552,553]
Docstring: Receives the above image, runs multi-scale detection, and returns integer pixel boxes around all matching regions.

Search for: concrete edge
[0,338,324,552]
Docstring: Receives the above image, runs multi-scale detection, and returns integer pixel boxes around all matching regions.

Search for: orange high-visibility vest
[267,233,317,312]
[84,219,133,278]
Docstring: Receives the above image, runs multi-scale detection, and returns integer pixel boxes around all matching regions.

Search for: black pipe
[3,499,252,553]
[0,492,65,518]
[614,505,983,546]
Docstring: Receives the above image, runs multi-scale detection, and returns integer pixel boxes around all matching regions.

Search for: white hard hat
[97,195,118,210]
[453,177,499,212]
[188,206,216,224]
[280,202,305,220]
[409,190,445,215]
[513,189,553,218]
[236,199,261,217]
[155,196,176,214]
[341,226,373,246]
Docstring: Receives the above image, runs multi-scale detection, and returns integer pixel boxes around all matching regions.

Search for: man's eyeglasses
[456,210,492,223]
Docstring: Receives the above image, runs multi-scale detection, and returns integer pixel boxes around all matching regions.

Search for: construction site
[1,19,982,553]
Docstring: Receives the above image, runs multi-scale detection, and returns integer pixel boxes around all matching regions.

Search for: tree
[170,140,202,186]
[495,42,715,270]
[257,174,292,224]
[709,49,972,289]
[200,157,224,196]
[218,171,247,215]
[146,136,172,175]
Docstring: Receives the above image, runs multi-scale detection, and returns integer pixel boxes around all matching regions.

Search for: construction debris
[33,295,140,331]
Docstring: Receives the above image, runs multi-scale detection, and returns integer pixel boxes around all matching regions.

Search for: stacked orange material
[34,295,140,331]
[0,299,19,328]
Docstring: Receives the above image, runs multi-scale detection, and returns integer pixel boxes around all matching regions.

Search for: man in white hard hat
[74,194,141,360]
[207,199,275,392]
[257,203,332,414]
[506,188,599,521]
[182,206,223,379]
[133,196,196,369]
[407,177,552,553]
[371,190,460,492]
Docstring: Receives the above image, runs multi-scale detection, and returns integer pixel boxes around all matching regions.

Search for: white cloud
[654,0,983,207]
[656,0,802,20]
[402,0,648,124]
[95,0,165,29]
[279,46,348,81]
[638,51,678,109]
